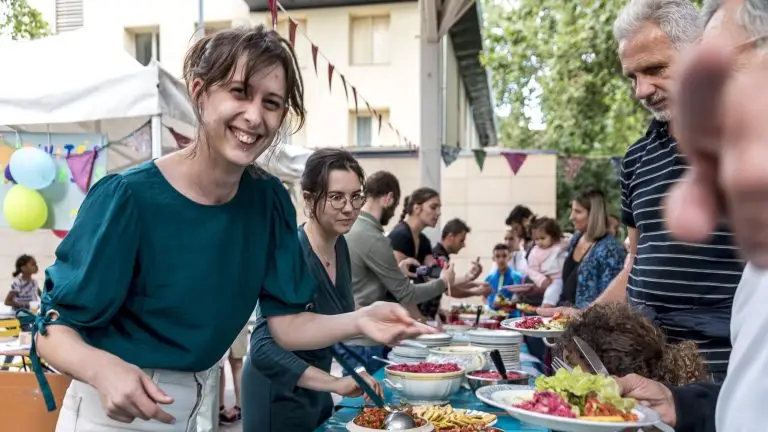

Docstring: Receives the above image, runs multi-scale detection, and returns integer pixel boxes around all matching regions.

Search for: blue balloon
[9,147,57,190]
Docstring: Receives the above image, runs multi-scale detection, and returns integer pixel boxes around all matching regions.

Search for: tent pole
[151,115,163,159]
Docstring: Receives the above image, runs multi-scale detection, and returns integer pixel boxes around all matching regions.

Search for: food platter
[347,404,500,432]
[500,316,566,338]
[475,386,661,432]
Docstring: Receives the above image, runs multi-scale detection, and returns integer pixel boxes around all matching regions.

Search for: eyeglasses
[327,193,366,210]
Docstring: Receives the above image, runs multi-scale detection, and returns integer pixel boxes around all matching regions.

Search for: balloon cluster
[3,147,56,231]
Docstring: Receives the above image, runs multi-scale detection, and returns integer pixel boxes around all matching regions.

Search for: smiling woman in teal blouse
[242,148,383,431]
[27,27,432,432]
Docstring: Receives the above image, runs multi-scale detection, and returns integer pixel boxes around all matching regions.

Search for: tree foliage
[481,0,701,225]
[0,0,50,40]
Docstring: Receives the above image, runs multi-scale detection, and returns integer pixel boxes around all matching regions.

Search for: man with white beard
[617,1,768,430]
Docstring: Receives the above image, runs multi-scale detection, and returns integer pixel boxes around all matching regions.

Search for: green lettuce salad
[534,367,636,415]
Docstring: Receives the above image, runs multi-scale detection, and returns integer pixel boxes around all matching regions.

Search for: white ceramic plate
[475,385,662,432]
[500,317,565,338]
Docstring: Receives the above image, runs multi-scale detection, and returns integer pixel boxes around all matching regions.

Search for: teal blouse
[30,161,315,410]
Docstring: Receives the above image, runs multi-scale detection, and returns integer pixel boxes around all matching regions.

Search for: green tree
[0,0,50,40]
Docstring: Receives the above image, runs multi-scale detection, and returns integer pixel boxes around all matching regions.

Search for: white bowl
[383,365,464,402]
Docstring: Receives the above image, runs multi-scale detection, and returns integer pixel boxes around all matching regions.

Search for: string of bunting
[271,1,416,148]
[558,155,623,182]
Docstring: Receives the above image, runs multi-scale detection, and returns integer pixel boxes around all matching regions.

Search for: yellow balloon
[3,185,48,231]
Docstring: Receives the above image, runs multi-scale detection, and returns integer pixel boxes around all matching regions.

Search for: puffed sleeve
[259,177,316,316]
[42,174,139,332]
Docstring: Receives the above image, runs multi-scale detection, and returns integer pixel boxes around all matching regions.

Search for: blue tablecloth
[316,343,549,431]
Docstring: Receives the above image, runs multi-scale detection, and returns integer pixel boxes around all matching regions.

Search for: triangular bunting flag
[120,122,151,154]
[340,74,349,102]
[377,113,383,135]
[168,127,192,148]
[441,145,461,167]
[472,149,487,171]
[268,0,278,30]
[67,150,97,193]
[365,100,373,115]
[288,19,297,47]
[502,152,527,175]
[561,157,586,181]
[328,63,335,92]
[610,156,623,179]
[352,86,359,115]
[311,44,319,75]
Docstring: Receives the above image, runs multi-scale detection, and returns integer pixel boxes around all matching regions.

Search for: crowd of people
[6,0,767,430]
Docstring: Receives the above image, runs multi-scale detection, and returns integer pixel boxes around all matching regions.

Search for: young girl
[4,255,40,312]
[558,303,707,386]
[31,26,432,430]
[526,217,567,307]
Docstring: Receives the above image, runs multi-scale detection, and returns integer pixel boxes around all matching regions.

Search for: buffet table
[316,369,549,432]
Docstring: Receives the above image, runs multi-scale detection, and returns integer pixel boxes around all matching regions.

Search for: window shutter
[56,0,84,33]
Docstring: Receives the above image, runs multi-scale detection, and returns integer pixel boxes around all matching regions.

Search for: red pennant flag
[502,152,528,175]
[352,87,359,115]
[168,127,192,148]
[66,150,97,193]
[377,113,383,135]
[340,74,349,102]
[288,19,297,47]
[328,63,335,92]
[365,101,373,115]
[561,157,586,181]
[268,0,278,30]
[311,44,319,75]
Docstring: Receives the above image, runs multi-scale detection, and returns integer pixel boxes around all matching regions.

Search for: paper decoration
[561,157,586,181]
[377,112,383,135]
[328,63,335,92]
[121,122,151,153]
[472,149,487,171]
[502,152,527,175]
[352,87,359,115]
[610,156,623,179]
[268,0,278,30]
[168,127,192,148]
[288,19,297,47]
[66,150,97,193]
[340,74,349,102]
[311,44,319,74]
[441,145,461,167]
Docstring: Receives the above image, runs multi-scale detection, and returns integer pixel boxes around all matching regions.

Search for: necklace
[305,227,335,268]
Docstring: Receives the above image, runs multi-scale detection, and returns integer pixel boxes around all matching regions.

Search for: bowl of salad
[384,362,465,403]
[465,369,530,390]
[475,367,663,432]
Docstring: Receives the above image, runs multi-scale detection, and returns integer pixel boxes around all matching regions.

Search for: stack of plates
[467,329,523,371]
[388,345,429,364]
[414,333,452,348]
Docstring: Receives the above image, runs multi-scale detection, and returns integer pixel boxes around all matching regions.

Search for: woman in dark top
[30,27,431,430]
[242,149,383,431]
[557,189,625,308]
[389,188,441,317]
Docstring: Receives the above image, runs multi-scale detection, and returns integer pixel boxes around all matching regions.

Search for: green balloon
[3,185,48,231]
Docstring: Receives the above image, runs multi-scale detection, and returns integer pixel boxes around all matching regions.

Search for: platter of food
[348,407,433,431]
[412,405,499,431]
[500,314,568,338]
[515,303,538,314]
[474,367,664,432]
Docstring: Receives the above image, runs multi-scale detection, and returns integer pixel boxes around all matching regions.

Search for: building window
[350,16,390,65]
[56,0,83,33]
[355,117,373,147]
[134,32,160,66]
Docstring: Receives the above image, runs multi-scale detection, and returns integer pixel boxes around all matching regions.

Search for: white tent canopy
[0,28,310,180]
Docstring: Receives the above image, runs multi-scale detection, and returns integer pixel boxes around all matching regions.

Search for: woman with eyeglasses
[242,148,383,431]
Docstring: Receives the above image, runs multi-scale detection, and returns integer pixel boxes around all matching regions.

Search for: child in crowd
[557,303,707,386]
[484,243,524,310]
[504,225,528,274]
[4,254,40,312]
[526,218,567,308]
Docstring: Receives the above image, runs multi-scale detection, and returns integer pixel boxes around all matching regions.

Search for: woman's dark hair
[399,187,440,223]
[182,25,305,154]
[300,148,365,218]
[557,303,707,386]
[531,217,563,242]
[505,205,534,226]
[364,171,400,201]
[13,254,34,277]
[574,189,609,241]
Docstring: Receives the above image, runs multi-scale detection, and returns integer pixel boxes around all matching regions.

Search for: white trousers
[55,367,216,432]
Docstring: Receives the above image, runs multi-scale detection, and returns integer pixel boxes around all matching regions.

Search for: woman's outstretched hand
[356,302,437,345]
